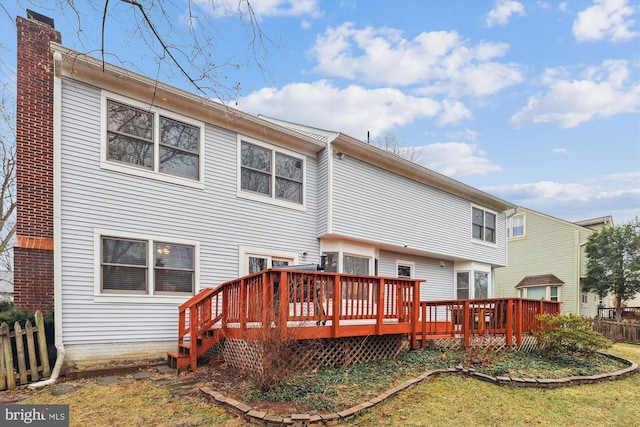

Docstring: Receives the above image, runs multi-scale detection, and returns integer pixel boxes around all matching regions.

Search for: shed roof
[515,274,564,288]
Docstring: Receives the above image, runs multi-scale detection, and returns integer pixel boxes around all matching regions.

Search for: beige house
[494,208,613,317]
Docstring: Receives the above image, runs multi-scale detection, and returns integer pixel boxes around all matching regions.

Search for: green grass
[242,345,628,413]
[348,343,640,427]
[10,343,638,426]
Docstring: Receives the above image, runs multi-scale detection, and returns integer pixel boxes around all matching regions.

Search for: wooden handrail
[176,271,562,370]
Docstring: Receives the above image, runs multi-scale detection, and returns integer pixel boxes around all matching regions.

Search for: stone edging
[199,353,638,426]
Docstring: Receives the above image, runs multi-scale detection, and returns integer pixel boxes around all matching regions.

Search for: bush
[0,306,34,329]
[534,313,612,359]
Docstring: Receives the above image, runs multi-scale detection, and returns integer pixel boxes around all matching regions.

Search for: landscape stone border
[199,352,638,426]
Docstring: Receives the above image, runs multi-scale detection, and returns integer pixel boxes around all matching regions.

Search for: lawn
[5,343,638,426]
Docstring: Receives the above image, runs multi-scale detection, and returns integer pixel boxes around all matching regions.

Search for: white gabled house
[14,12,514,367]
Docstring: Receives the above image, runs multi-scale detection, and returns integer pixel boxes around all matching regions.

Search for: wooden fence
[0,310,51,390]
[592,319,640,344]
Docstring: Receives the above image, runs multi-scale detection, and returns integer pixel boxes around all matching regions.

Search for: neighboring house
[14,13,513,367]
[494,208,612,317]
[0,271,13,301]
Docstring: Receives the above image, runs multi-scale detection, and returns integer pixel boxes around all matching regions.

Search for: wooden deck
[168,270,560,370]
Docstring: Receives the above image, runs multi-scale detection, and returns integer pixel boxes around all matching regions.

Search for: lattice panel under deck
[220,335,407,374]
[425,334,541,352]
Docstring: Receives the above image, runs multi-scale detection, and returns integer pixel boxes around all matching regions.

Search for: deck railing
[418,298,561,347]
[175,270,560,369]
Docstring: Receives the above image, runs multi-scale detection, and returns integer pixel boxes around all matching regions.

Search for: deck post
[506,299,513,346]
[278,270,288,338]
[375,277,384,335]
[515,299,523,346]
[189,303,198,371]
[462,299,470,348]
[411,280,420,349]
[239,278,247,334]
[332,275,341,337]
[262,272,270,330]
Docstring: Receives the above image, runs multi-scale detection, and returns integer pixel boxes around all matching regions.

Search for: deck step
[167,351,191,370]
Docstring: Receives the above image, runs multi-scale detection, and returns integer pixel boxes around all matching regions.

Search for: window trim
[236,135,306,211]
[94,229,200,303]
[396,260,415,278]
[238,245,299,276]
[508,213,526,239]
[471,204,498,246]
[519,285,561,302]
[100,91,205,189]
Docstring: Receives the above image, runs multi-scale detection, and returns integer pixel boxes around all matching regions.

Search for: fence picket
[26,319,39,382]
[1,322,15,389]
[14,321,28,385]
[592,319,640,344]
[36,311,51,377]
[0,324,6,390]
[0,311,51,390]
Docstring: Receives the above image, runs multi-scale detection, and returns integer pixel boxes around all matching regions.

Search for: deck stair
[167,327,221,370]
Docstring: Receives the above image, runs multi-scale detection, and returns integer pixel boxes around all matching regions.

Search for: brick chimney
[13,11,61,312]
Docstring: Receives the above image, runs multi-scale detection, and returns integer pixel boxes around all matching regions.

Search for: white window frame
[320,240,376,275]
[100,91,205,189]
[239,246,299,276]
[454,261,493,299]
[581,291,589,306]
[471,204,497,246]
[396,260,415,278]
[508,213,526,239]
[94,229,200,304]
[236,135,306,211]
[519,285,561,302]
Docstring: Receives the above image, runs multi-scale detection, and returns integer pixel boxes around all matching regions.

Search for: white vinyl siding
[330,156,507,267]
[59,78,319,346]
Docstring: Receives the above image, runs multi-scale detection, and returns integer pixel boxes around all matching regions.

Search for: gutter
[31,50,65,388]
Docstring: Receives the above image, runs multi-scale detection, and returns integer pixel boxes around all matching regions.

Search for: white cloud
[510,60,640,128]
[249,0,323,18]
[484,176,640,223]
[445,128,478,142]
[414,143,501,177]
[308,23,523,98]
[573,0,639,42]
[552,148,568,154]
[486,0,525,28]
[236,80,441,139]
[194,0,322,18]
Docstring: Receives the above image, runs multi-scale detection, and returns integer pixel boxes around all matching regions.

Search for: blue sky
[1,0,639,225]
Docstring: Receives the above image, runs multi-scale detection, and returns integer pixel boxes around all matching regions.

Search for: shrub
[534,313,612,359]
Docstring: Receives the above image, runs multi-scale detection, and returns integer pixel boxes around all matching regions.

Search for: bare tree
[13,0,274,102]
[370,130,420,163]
[0,85,16,272]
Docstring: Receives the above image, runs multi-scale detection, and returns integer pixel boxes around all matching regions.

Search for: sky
[1,0,639,225]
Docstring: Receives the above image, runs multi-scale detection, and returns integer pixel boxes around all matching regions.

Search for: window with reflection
[472,207,496,243]
[240,141,303,204]
[107,100,200,180]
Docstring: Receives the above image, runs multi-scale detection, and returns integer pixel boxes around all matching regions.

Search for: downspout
[30,50,65,388]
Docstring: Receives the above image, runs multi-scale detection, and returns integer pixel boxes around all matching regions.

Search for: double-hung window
[104,96,203,186]
[472,207,496,244]
[100,236,196,296]
[508,214,525,238]
[239,139,304,206]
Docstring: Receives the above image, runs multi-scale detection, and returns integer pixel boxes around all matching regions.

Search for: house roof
[515,274,565,288]
[260,116,515,212]
[574,216,614,227]
[51,44,327,158]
